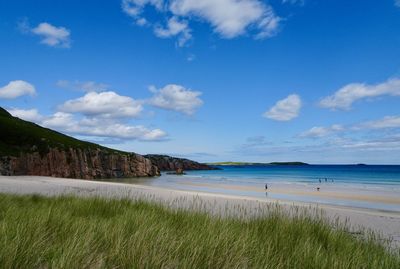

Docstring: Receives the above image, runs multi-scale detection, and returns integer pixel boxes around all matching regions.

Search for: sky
[1,0,400,164]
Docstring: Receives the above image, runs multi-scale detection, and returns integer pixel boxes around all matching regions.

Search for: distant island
[209,161,309,166]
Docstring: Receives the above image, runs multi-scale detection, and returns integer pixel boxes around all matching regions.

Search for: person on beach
[317,187,320,191]
[265,183,268,190]
[319,178,321,183]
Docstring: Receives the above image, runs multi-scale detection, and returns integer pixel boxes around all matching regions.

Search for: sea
[126,165,400,211]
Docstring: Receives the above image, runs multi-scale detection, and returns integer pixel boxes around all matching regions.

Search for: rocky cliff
[0,107,160,179]
[0,148,159,179]
[144,154,218,171]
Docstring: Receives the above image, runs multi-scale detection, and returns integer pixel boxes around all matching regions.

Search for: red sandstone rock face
[0,148,160,179]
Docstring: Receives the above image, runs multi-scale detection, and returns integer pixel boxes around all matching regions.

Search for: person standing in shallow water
[265,183,268,190]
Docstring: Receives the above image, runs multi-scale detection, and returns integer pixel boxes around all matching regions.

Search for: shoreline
[1,175,400,246]
[178,181,400,205]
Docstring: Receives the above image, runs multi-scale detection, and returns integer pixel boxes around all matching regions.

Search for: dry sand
[0,175,399,247]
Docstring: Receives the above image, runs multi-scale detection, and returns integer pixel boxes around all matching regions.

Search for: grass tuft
[0,193,398,268]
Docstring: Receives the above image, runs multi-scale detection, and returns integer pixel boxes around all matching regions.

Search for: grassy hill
[0,107,122,157]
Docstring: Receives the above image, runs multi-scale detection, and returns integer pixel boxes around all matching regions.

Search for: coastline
[178,181,400,205]
[0,175,400,247]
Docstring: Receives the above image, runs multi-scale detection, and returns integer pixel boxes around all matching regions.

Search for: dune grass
[0,194,398,268]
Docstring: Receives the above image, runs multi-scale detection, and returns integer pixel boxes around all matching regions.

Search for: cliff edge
[0,107,159,179]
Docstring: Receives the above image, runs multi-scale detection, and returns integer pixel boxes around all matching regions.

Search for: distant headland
[208,161,309,166]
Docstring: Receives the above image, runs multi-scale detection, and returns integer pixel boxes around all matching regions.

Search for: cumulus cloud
[7,108,167,142]
[73,122,167,141]
[59,91,143,118]
[148,84,203,115]
[263,94,302,121]
[300,124,344,138]
[169,0,280,38]
[56,80,109,92]
[8,108,43,122]
[29,22,71,48]
[122,0,280,45]
[41,112,75,129]
[0,80,36,99]
[319,78,400,110]
[396,0,400,7]
[43,114,167,141]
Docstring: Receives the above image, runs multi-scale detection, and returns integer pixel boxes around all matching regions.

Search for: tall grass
[0,194,398,268]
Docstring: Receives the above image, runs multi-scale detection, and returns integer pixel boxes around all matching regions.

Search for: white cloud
[255,11,281,39]
[41,112,75,129]
[170,0,280,39]
[8,108,43,122]
[300,124,344,138]
[319,78,400,110]
[43,114,167,141]
[56,80,109,92]
[136,17,148,26]
[148,84,203,115]
[263,94,302,121]
[0,80,36,99]
[31,22,71,48]
[299,115,400,139]
[154,16,192,46]
[356,116,400,130]
[122,0,163,17]
[59,91,143,118]
[8,108,167,142]
[72,122,167,141]
[395,0,400,7]
[122,0,280,45]
[340,137,400,151]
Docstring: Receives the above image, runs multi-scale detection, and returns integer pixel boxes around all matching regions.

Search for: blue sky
[1,0,400,164]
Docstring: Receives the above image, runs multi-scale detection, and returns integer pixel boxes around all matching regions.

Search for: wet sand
[0,175,400,247]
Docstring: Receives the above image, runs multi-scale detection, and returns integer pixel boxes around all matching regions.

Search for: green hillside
[0,107,121,157]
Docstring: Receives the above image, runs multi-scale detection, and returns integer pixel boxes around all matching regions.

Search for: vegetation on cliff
[0,107,159,178]
[0,107,120,157]
[145,154,219,171]
[0,193,398,268]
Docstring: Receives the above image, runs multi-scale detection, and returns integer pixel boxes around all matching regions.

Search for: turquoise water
[128,165,400,211]
[186,165,400,186]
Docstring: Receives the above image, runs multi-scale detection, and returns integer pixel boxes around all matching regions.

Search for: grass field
[0,194,398,268]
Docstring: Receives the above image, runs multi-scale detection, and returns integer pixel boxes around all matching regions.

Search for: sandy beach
[179,181,400,205]
[0,175,400,247]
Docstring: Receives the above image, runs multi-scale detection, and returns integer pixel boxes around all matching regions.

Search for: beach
[1,175,399,247]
